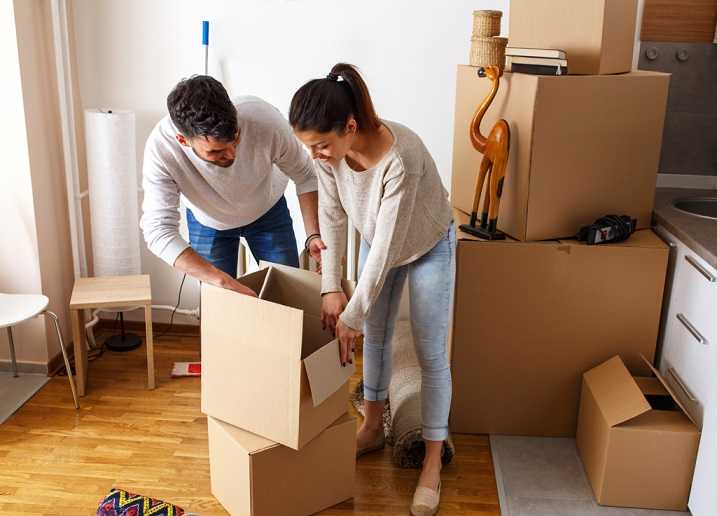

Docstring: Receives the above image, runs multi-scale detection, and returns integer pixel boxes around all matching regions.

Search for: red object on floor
[171,362,201,377]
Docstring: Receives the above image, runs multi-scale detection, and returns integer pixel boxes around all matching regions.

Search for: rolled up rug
[351,321,455,468]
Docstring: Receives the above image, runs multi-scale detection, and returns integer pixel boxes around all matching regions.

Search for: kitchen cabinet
[655,224,717,516]
[691,407,717,515]
[641,0,717,43]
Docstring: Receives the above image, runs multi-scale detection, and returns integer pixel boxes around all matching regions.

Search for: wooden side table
[69,275,154,396]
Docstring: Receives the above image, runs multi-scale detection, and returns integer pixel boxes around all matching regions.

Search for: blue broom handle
[202,21,209,75]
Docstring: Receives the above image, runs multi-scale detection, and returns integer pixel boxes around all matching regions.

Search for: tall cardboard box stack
[450,0,672,439]
[201,263,357,515]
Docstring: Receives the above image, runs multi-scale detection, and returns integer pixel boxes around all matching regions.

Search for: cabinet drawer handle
[676,313,708,345]
[668,368,698,402]
[685,255,716,283]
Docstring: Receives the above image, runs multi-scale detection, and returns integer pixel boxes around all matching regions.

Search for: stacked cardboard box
[450,210,668,436]
[452,0,671,242]
[508,0,639,75]
[449,0,702,510]
[450,0,670,432]
[451,68,670,241]
[201,263,356,515]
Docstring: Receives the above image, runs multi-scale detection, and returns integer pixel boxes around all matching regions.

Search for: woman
[290,63,455,516]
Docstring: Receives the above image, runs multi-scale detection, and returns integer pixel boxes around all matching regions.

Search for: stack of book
[506,47,567,75]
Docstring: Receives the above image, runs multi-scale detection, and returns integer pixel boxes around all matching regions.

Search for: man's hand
[336,319,362,366]
[321,291,348,333]
[174,248,257,297]
[221,276,257,297]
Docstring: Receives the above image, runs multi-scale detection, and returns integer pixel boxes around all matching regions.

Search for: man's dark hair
[167,75,238,141]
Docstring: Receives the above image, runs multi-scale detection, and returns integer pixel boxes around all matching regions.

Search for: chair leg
[144,305,156,390]
[44,311,80,409]
[6,327,18,377]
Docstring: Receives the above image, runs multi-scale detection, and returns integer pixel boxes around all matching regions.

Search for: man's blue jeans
[187,196,300,278]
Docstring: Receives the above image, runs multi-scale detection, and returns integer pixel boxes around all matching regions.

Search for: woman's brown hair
[289,63,381,134]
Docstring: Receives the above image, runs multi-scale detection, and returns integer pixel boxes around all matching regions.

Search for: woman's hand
[336,319,362,366]
[307,237,326,273]
[307,237,326,264]
[321,291,348,333]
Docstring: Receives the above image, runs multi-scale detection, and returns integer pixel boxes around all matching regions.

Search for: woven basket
[470,36,508,68]
[472,10,502,38]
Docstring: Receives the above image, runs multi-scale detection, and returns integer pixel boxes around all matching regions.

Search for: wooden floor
[0,329,501,515]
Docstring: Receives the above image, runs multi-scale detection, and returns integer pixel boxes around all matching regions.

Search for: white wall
[70,0,508,323]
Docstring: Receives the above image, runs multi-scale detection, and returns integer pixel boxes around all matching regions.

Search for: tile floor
[491,435,692,516]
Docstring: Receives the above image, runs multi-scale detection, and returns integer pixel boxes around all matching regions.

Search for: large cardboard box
[451,66,670,241]
[201,263,355,450]
[576,355,700,511]
[509,0,638,75]
[450,210,668,436]
[208,414,356,515]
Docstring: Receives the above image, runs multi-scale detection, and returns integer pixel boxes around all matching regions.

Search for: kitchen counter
[654,187,717,271]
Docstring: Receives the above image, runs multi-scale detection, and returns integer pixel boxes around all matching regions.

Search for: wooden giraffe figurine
[461,65,510,240]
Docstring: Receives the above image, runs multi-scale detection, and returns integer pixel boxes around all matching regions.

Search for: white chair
[0,293,79,409]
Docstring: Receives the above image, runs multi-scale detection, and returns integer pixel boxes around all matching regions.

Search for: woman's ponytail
[289,63,381,134]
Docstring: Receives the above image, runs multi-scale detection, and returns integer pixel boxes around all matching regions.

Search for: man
[140,75,324,296]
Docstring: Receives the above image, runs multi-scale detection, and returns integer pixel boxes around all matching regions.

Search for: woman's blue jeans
[360,223,455,441]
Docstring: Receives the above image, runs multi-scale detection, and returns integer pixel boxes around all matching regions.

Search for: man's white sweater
[140,96,317,266]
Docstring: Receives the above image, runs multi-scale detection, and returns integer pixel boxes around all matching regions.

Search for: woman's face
[294,118,357,167]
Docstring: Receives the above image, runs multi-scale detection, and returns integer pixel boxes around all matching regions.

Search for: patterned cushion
[97,488,184,516]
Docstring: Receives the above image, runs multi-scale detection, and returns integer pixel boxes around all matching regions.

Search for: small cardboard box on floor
[509,0,638,75]
[450,210,669,436]
[208,414,356,515]
[451,66,670,241]
[201,263,355,450]
[576,355,700,511]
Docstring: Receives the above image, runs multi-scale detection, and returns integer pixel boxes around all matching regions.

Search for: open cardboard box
[208,414,356,515]
[201,263,355,450]
[576,355,700,511]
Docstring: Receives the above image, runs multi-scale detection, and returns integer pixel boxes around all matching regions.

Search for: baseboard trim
[47,347,72,376]
[657,174,717,189]
[96,319,200,336]
[1,320,199,377]
[0,360,48,375]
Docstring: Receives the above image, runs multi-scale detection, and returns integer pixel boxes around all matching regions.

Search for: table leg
[144,305,155,389]
[70,309,88,397]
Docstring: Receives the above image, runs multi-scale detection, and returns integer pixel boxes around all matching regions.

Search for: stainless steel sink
[673,197,717,220]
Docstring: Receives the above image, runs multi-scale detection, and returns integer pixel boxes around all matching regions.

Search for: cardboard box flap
[257,267,273,299]
[212,416,278,455]
[239,266,270,295]
[639,354,698,426]
[584,356,651,427]
[634,376,669,397]
[258,262,354,317]
[303,339,355,407]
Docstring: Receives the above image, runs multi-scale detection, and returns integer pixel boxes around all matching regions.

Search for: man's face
[176,132,240,168]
